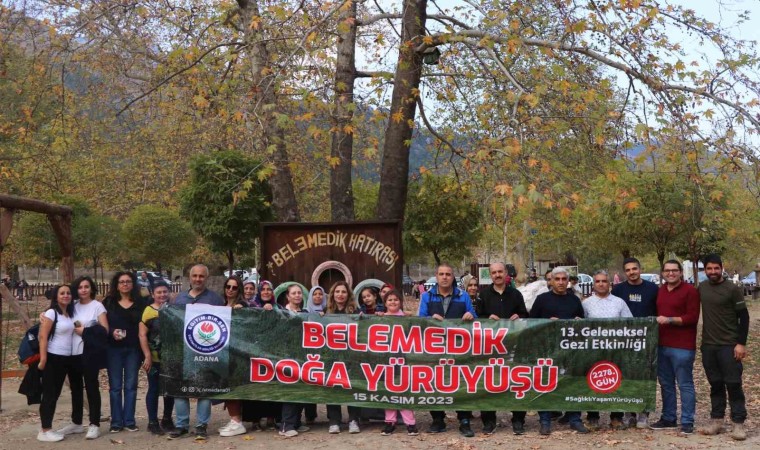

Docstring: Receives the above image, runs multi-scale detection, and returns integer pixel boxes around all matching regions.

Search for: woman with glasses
[104,271,146,433]
[218,276,250,437]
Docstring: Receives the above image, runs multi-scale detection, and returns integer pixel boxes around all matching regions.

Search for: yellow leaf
[560,207,572,218]
[343,124,354,134]
[419,166,428,174]
[423,35,434,45]
[494,184,512,196]
[392,110,404,123]
[625,200,640,210]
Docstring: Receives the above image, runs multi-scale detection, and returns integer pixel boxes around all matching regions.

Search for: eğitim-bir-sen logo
[185,314,229,355]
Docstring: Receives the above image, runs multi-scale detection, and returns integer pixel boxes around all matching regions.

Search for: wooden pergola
[0,194,74,409]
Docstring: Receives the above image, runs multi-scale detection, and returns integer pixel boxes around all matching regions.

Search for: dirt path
[1,300,758,450]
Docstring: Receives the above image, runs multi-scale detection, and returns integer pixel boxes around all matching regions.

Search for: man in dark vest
[418,263,477,437]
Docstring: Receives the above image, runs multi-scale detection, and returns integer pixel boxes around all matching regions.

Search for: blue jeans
[657,346,696,425]
[106,346,141,428]
[174,398,211,429]
[539,411,581,425]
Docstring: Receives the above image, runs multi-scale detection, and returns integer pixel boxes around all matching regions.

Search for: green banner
[160,305,657,411]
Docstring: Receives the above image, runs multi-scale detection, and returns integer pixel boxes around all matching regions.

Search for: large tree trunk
[238,0,300,222]
[329,0,357,222]
[376,0,427,220]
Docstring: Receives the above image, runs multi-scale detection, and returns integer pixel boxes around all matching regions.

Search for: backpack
[18,310,57,365]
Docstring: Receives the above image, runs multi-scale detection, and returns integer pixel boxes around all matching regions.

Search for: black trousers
[481,410,526,424]
[587,411,624,421]
[304,403,317,421]
[430,411,472,422]
[326,405,360,425]
[69,355,102,426]
[281,403,304,432]
[40,354,73,429]
[702,345,747,423]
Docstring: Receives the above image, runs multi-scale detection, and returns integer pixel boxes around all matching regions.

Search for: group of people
[32,255,749,443]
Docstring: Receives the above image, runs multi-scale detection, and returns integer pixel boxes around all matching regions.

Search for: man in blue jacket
[418,263,477,437]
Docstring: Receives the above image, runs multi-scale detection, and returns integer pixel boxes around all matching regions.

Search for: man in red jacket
[650,260,700,435]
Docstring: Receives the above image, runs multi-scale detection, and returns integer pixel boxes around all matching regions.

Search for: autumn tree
[122,205,195,273]
[403,174,482,266]
[179,150,273,273]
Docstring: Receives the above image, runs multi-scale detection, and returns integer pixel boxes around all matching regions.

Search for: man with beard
[697,254,749,441]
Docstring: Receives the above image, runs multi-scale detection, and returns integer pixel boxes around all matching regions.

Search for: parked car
[423,276,437,291]
[137,270,172,285]
[224,269,250,280]
[640,273,661,284]
[742,272,757,296]
[577,273,593,285]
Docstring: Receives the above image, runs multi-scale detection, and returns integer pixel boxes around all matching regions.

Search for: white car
[640,273,661,284]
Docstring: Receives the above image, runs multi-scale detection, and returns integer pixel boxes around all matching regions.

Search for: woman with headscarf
[306,285,326,315]
[242,279,257,307]
[252,280,280,310]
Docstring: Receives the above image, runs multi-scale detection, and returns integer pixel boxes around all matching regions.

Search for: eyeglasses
[225,285,239,290]
[118,280,133,285]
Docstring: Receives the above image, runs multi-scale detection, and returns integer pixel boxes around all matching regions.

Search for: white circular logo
[185,314,229,355]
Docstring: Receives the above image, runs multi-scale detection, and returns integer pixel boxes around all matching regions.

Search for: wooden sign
[260,221,403,290]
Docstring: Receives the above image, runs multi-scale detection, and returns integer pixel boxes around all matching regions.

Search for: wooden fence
[11,282,183,299]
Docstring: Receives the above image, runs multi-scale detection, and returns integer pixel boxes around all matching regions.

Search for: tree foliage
[403,174,482,266]
[122,205,195,271]
[179,150,273,272]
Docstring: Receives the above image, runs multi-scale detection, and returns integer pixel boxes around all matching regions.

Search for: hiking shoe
[539,423,552,435]
[512,421,525,435]
[459,419,474,437]
[731,423,747,441]
[109,426,122,433]
[328,424,340,434]
[85,424,100,440]
[406,425,419,436]
[699,418,724,435]
[636,414,649,429]
[348,420,361,434]
[650,419,677,430]
[167,428,188,440]
[194,424,208,441]
[381,423,395,436]
[148,421,164,435]
[279,429,298,437]
[428,420,446,433]
[571,422,589,434]
[161,417,175,432]
[482,421,496,435]
[296,425,310,433]
[124,425,139,432]
[610,419,626,430]
[37,430,64,442]
[57,423,85,435]
[680,424,694,435]
[219,420,246,437]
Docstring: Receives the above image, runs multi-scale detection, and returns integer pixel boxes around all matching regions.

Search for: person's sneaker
[557,413,570,424]
[161,417,175,432]
[348,420,361,434]
[512,421,525,435]
[698,418,724,435]
[636,414,649,429]
[730,423,747,441]
[570,422,589,434]
[296,425,310,433]
[85,424,100,440]
[328,424,340,434]
[219,420,246,437]
[459,419,475,437]
[482,421,496,435]
[650,419,677,430]
[279,429,298,437]
[167,428,188,440]
[37,430,64,442]
[109,426,122,433]
[194,424,208,441]
[148,421,164,435]
[381,423,395,436]
[539,423,552,435]
[57,423,85,435]
[610,419,626,430]
[124,425,139,432]
[406,425,419,436]
[680,424,694,435]
[428,420,446,433]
